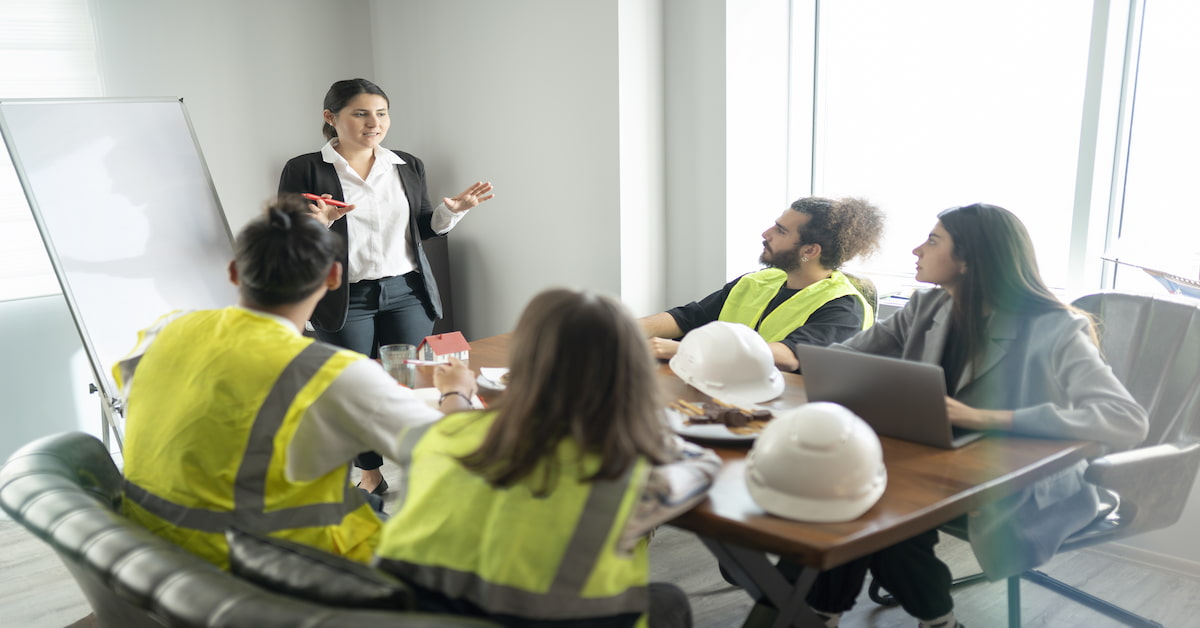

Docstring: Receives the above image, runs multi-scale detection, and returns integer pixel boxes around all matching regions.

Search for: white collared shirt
[114,306,445,483]
[321,140,466,283]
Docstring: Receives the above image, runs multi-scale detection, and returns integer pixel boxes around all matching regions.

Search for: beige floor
[4,515,1199,628]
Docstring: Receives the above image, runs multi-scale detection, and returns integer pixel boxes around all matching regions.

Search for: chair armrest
[1084,440,1200,535]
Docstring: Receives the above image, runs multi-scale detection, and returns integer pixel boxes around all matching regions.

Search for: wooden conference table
[466,334,1100,628]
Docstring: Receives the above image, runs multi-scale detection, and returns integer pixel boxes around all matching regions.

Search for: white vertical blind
[0,0,101,300]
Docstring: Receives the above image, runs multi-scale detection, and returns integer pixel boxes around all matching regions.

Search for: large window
[0,0,101,300]
[1110,2,1200,296]
[800,0,1098,296]
[777,0,1200,303]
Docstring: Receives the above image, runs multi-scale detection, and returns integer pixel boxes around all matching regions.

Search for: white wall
[663,0,729,308]
[368,0,625,338]
[618,0,666,317]
[0,295,97,463]
[0,0,376,463]
[91,0,376,232]
[724,0,791,279]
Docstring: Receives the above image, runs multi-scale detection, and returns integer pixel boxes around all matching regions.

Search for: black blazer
[278,149,443,331]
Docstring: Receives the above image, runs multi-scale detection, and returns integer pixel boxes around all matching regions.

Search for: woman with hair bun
[279,77,494,495]
[114,196,477,569]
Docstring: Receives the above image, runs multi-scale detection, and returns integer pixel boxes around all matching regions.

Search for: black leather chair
[871,291,1200,627]
[0,431,498,628]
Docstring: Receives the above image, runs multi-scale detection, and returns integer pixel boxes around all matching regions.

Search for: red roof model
[417,331,471,358]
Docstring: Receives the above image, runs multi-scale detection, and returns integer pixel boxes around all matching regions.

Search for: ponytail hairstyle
[322,78,389,140]
[234,194,343,306]
[792,196,886,269]
[460,288,672,495]
[937,203,1094,369]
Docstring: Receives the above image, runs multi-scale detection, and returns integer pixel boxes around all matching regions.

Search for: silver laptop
[795,344,985,449]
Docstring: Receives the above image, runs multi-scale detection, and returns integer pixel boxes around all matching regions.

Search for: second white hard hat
[745,402,886,522]
[669,321,784,407]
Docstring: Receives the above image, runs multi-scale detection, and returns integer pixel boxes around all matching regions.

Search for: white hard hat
[745,402,886,522]
[669,321,784,407]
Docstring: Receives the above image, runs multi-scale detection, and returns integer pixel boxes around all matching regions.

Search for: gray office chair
[871,291,1200,628]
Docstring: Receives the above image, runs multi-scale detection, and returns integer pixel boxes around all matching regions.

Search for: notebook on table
[795,344,985,449]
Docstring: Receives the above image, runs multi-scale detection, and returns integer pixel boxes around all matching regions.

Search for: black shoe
[356,478,389,496]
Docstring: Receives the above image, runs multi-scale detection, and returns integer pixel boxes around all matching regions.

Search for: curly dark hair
[234,195,344,306]
[791,196,885,269]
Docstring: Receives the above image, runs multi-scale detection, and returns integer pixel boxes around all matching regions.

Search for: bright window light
[804,1,1094,295]
[0,0,101,301]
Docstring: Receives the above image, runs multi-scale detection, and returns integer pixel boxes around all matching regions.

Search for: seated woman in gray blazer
[792,203,1149,628]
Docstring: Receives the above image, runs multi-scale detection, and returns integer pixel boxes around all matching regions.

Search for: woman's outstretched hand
[444,181,495,213]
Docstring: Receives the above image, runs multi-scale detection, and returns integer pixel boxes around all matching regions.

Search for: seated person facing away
[782,203,1149,628]
[374,288,723,628]
[640,196,885,372]
[113,196,477,570]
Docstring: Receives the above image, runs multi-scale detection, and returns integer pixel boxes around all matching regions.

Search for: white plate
[477,367,509,391]
[666,407,758,442]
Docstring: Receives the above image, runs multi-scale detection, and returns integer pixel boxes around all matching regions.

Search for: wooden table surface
[465,333,1100,571]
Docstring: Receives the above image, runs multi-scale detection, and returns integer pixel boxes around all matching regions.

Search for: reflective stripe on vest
[719,269,872,342]
[378,465,647,618]
[123,341,360,533]
[375,412,650,619]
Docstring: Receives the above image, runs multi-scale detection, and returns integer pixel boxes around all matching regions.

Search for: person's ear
[327,261,343,291]
[228,260,240,286]
[802,243,822,263]
[323,109,336,127]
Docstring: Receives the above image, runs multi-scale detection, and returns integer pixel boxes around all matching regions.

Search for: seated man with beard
[639,197,885,372]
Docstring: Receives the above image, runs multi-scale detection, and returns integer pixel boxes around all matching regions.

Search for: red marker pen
[301,193,350,208]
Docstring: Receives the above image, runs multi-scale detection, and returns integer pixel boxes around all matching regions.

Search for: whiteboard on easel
[0,98,236,440]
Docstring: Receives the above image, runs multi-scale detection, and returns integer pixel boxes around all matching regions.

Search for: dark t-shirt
[665,275,866,371]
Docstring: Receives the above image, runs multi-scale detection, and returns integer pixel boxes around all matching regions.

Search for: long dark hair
[234,195,343,306]
[322,78,389,140]
[460,289,671,495]
[937,203,1090,368]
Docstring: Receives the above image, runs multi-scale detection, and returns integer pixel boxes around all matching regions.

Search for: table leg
[697,537,825,628]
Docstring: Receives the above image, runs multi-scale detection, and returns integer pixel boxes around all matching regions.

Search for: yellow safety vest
[718,269,873,342]
[375,411,652,624]
[115,308,381,569]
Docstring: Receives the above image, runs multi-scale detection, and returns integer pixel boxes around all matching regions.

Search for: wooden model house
[418,331,471,363]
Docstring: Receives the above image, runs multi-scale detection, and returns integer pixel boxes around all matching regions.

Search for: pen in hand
[301,193,350,208]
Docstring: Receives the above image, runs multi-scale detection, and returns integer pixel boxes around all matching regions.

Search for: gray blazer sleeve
[1004,313,1148,448]
[832,288,950,360]
[830,288,1148,448]
[828,289,1148,580]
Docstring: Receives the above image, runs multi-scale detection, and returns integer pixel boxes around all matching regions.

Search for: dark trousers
[316,272,435,471]
[786,528,953,620]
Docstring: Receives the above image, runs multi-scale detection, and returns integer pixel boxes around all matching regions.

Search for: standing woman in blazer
[786,203,1149,628]
[279,78,494,495]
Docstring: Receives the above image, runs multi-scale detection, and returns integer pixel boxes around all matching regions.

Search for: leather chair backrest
[1072,292,1200,446]
[0,432,497,628]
